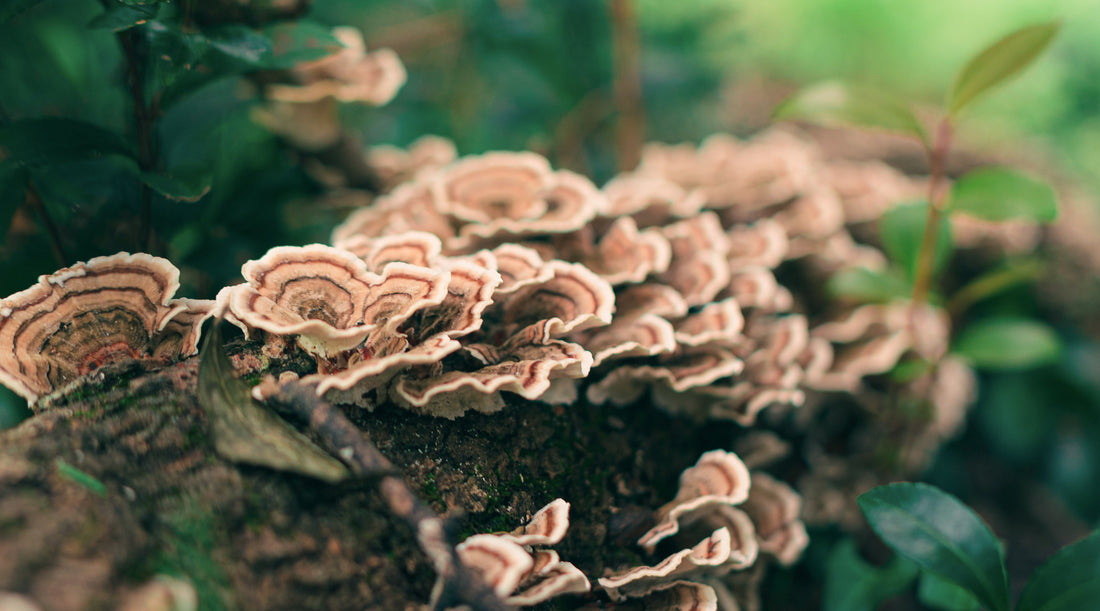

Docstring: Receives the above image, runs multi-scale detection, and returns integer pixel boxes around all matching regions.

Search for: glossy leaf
[918,572,981,611]
[197,324,349,484]
[773,81,928,145]
[953,318,1061,370]
[950,167,1058,222]
[261,20,346,69]
[204,25,275,65]
[0,0,46,23]
[858,482,1010,611]
[87,2,157,31]
[1016,530,1100,611]
[826,266,911,303]
[0,118,134,168]
[823,539,919,611]
[947,22,1060,115]
[879,201,953,282]
[140,167,212,202]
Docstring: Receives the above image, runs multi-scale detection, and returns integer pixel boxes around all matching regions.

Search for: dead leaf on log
[197,323,349,484]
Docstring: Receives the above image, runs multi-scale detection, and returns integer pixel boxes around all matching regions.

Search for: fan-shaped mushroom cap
[568,216,672,285]
[456,534,535,598]
[699,128,818,211]
[510,558,591,606]
[659,214,731,307]
[586,346,743,407]
[822,160,924,224]
[391,340,592,418]
[673,299,745,348]
[0,253,191,403]
[773,186,846,243]
[600,174,706,227]
[727,220,789,269]
[583,313,678,367]
[367,135,457,189]
[151,298,217,360]
[331,182,456,245]
[638,450,752,552]
[740,473,808,566]
[490,244,554,294]
[335,231,443,271]
[628,581,720,611]
[502,498,571,546]
[266,27,406,105]
[615,283,690,319]
[499,261,615,345]
[432,152,553,223]
[226,245,449,358]
[725,267,792,313]
[600,527,734,601]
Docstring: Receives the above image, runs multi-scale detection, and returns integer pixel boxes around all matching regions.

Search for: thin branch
[26,180,68,266]
[260,381,514,611]
[609,0,645,172]
[118,28,157,253]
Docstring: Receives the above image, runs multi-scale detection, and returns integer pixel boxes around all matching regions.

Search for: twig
[261,381,514,611]
[118,28,157,253]
[26,180,68,266]
[608,0,644,172]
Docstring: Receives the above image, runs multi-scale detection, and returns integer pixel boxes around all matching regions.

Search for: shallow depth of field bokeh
[1,0,1098,605]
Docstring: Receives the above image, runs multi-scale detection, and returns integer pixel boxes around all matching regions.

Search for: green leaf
[203,25,275,65]
[918,572,982,611]
[0,0,47,23]
[140,167,212,202]
[0,118,134,168]
[947,22,1060,116]
[1017,530,1100,611]
[261,21,346,69]
[55,458,107,497]
[773,81,928,145]
[857,482,1010,611]
[823,539,920,611]
[197,324,349,484]
[879,201,953,282]
[87,2,157,32]
[953,318,1061,370]
[949,167,1058,223]
[826,266,912,303]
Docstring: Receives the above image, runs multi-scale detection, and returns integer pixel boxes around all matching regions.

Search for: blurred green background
[2,0,1098,553]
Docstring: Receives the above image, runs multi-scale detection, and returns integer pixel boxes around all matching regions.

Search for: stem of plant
[119,28,156,253]
[609,0,644,172]
[911,118,953,304]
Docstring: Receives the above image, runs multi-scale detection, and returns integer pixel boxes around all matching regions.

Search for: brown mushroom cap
[740,473,808,566]
[0,253,190,403]
[659,214,731,307]
[502,498,571,546]
[456,534,535,598]
[600,527,734,601]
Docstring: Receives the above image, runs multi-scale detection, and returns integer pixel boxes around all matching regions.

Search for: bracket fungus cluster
[0,253,214,404]
[455,498,590,607]
[598,450,806,610]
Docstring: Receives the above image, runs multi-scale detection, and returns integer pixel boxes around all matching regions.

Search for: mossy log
[0,341,747,611]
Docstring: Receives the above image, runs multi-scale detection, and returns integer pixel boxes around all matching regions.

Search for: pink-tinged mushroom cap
[740,473,808,566]
[431,151,553,224]
[331,182,456,245]
[391,339,593,418]
[501,498,571,546]
[585,346,744,407]
[367,135,457,189]
[727,220,789,269]
[673,299,745,348]
[455,534,534,598]
[822,160,925,224]
[489,244,554,294]
[659,213,731,307]
[638,450,752,552]
[583,313,678,367]
[0,253,189,403]
[576,216,673,285]
[227,245,449,358]
[599,527,734,601]
[335,231,443,271]
[510,558,591,606]
[499,261,615,345]
[615,283,690,319]
[151,298,218,360]
[266,27,406,105]
[600,174,706,227]
[627,581,720,611]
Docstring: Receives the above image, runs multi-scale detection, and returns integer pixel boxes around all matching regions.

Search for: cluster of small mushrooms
[0,25,1037,611]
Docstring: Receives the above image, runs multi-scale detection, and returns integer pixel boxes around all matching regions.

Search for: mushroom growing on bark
[0,253,213,404]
